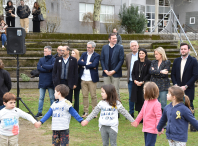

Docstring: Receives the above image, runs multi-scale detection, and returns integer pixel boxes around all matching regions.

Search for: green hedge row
[25,33,174,40]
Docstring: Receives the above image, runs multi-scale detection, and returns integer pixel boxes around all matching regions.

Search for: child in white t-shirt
[35,84,83,146]
[81,84,135,146]
[0,92,38,146]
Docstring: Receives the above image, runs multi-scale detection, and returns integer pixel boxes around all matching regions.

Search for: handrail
[151,9,197,56]
[184,24,198,33]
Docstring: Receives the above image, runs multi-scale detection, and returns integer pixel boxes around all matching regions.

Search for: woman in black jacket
[149,47,171,111]
[0,59,12,110]
[131,48,151,113]
[5,0,15,27]
[32,2,41,32]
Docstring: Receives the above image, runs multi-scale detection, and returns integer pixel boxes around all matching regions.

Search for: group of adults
[126,40,198,132]
[0,0,41,36]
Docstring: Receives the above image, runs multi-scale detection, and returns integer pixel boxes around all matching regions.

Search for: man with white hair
[125,40,139,118]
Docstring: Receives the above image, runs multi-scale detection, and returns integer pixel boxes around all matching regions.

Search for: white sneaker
[2,45,5,48]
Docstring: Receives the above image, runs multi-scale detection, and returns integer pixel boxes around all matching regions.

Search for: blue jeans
[38,88,55,113]
[144,132,157,146]
[128,81,134,114]
[158,90,168,109]
[1,34,7,46]
[0,105,5,110]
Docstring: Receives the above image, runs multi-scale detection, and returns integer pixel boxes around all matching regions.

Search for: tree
[0,0,3,18]
[93,0,102,34]
[104,15,121,34]
[119,3,147,33]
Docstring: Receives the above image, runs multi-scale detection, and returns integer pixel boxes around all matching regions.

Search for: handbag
[30,69,40,78]
[38,13,44,21]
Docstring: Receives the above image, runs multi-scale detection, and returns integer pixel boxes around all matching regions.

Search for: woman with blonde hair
[71,49,81,113]
[0,59,12,110]
[149,47,171,112]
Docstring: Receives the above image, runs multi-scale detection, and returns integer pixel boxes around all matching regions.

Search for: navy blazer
[171,55,198,100]
[52,56,78,89]
[100,44,124,77]
[78,52,100,83]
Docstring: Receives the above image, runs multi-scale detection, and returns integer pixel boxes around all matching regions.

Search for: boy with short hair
[0,92,38,146]
[35,84,83,145]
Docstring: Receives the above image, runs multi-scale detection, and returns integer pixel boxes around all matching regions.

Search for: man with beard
[52,46,78,103]
[171,42,198,132]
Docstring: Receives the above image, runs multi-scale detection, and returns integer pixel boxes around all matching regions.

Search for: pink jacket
[135,99,162,134]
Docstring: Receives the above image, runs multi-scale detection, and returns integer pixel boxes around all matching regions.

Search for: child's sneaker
[35,112,43,117]
[81,112,88,118]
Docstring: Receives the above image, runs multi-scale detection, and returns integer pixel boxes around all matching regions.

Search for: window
[190,17,195,24]
[100,5,114,23]
[79,3,94,21]
[79,3,114,23]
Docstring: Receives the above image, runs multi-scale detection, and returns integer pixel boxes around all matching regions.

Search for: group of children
[0,82,198,146]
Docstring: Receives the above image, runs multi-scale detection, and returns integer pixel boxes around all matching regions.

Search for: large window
[146,3,170,32]
[79,3,114,23]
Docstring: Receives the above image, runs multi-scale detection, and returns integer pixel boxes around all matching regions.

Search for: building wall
[174,0,198,27]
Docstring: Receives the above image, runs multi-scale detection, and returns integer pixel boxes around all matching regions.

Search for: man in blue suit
[78,41,100,118]
[100,33,124,100]
[171,42,198,132]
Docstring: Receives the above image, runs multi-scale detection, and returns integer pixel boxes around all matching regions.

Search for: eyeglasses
[87,47,93,49]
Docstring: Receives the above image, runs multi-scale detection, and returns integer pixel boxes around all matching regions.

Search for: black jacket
[0,69,12,105]
[5,1,15,17]
[17,5,30,19]
[131,59,151,111]
[32,7,41,22]
[52,56,78,89]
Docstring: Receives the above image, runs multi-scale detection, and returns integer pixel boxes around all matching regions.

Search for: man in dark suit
[171,42,198,132]
[100,33,124,100]
[52,46,78,103]
[78,41,100,118]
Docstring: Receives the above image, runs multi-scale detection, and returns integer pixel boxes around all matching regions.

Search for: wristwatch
[185,85,188,89]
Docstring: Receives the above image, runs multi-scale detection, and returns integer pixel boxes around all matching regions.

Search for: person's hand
[81,120,89,126]
[88,62,92,65]
[160,69,168,74]
[131,121,138,127]
[104,70,109,76]
[81,59,84,62]
[180,86,186,91]
[158,131,164,136]
[108,70,116,76]
[137,82,143,86]
[151,67,154,70]
[34,121,42,128]
[73,85,77,89]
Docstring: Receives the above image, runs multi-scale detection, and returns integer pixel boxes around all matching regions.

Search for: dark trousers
[144,132,157,146]
[73,88,80,113]
[60,79,73,103]
[6,17,15,27]
[190,100,194,110]
[33,21,40,32]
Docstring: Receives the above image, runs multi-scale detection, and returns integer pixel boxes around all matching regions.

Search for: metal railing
[151,8,197,56]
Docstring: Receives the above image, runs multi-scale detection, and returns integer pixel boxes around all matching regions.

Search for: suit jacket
[126,52,138,82]
[100,44,124,77]
[171,55,198,100]
[78,52,100,83]
[52,56,78,89]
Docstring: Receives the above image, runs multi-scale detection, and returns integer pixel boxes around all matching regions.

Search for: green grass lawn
[11,88,198,146]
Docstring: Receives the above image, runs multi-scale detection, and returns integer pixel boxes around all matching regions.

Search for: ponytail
[184,95,194,113]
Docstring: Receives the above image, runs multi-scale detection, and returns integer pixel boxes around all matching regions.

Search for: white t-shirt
[0,107,37,136]
[98,100,122,133]
[51,99,72,130]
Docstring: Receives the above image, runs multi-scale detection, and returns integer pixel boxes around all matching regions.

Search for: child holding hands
[0,92,38,146]
[35,84,83,146]
[81,84,135,146]
[157,86,198,146]
[132,82,162,146]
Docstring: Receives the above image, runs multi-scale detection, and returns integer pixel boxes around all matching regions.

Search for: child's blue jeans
[144,132,157,146]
